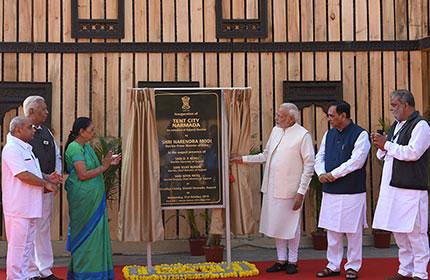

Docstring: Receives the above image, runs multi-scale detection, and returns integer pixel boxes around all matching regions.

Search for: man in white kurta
[315,101,370,279]
[24,96,63,280]
[372,90,430,280]
[231,103,315,274]
[2,116,59,280]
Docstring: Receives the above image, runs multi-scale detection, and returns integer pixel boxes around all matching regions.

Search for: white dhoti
[319,192,367,272]
[35,192,54,278]
[5,215,39,280]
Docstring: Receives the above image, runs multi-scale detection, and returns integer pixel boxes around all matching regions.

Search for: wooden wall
[0,0,429,240]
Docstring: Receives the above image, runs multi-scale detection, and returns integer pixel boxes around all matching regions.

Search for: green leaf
[90,136,122,207]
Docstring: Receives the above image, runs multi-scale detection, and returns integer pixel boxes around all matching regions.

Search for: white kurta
[315,130,370,232]
[372,120,430,233]
[244,124,315,239]
[259,144,300,239]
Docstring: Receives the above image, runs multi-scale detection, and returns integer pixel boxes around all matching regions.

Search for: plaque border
[155,89,226,210]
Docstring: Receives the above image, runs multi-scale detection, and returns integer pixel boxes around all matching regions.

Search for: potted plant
[203,234,224,262]
[372,229,391,248]
[166,209,207,256]
[309,172,327,250]
[91,136,122,206]
[186,209,207,256]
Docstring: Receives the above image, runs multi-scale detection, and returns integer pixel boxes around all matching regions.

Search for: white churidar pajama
[275,221,301,262]
[2,134,44,280]
[315,130,370,273]
[373,120,430,280]
[33,127,61,278]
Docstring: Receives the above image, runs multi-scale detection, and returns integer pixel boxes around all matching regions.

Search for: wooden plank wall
[0,0,429,240]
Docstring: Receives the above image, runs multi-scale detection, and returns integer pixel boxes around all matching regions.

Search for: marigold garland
[123,261,259,279]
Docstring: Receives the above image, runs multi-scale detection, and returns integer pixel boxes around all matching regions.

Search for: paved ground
[0,245,399,268]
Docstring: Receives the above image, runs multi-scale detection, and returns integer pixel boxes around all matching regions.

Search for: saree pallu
[65,142,114,280]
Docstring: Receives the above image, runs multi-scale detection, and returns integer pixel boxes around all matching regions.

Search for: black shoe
[28,278,40,280]
[286,263,298,274]
[41,275,64,280]
[266,262,287,272]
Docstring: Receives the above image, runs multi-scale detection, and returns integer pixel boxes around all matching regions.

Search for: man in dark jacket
[24,96,63,280]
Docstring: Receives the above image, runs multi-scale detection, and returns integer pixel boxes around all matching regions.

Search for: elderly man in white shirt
[231,103,315,275]
[2,116,59,280]
[371,90,430,280]
[24,96,63,280]
[315,101,370,280]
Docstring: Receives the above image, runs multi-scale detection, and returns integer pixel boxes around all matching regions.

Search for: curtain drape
[210,88,257,236]
[118,88,164,242]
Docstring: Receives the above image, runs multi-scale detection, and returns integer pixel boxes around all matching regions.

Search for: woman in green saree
[64,117,121,280]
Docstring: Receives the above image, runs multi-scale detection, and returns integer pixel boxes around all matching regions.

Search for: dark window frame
[0,82,52,128]
[283,81,343,113]
[216,0,268,38]
[71,0,125,39]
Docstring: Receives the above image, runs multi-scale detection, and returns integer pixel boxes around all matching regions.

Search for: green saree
[65,142,114,280]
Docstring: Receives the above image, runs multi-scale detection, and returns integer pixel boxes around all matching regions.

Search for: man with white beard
[231,103,315,275]
[372,90,430,280]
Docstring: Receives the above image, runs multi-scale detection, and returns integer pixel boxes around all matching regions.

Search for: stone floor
[0,244,399,268]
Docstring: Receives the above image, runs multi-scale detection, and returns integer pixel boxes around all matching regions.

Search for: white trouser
[393,217,429,279]
[35,193,54,277]
[5,215,39,280]
[275,222,301,263]
[326,228,362,272]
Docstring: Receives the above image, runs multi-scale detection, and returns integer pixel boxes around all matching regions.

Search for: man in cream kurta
[315,101,370,280]
[372,90,430,280]
[231,103,315,275]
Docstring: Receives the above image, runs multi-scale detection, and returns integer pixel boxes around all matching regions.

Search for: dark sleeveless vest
[29,125,56,174]
[386,111,429,190]
[323,121,367,194]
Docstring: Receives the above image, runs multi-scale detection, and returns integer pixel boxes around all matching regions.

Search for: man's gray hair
[9,116,29,133]
[390,90,415,107]
[23,95,45,116]
[280,103,299,122]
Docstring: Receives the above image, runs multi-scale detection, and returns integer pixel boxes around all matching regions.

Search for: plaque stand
[146,88,232,271]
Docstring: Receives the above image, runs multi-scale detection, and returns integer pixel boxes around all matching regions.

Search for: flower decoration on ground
[123,261,259,279]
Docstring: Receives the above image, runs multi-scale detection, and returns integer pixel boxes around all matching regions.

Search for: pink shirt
[2,133,43,218]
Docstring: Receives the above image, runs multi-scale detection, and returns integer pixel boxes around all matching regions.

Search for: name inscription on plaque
[155,90,223,208]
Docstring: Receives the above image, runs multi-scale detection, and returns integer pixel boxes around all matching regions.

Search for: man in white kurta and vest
[24,96,63,280]
[2,116,60,280]
[315,101,370,280]
[371,90,430,280]
[231,103,315,274]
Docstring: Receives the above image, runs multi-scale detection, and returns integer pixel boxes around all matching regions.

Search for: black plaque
[155,89,223,208]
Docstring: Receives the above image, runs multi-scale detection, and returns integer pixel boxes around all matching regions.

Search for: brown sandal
[346,269,358,279]
[316,267,341,278]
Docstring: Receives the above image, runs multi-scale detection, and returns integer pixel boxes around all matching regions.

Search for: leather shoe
[41,275,64,280]
[266,262,287,272]
[286,263,298,274]
[385,273,412,280]
[28,278,40,280]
